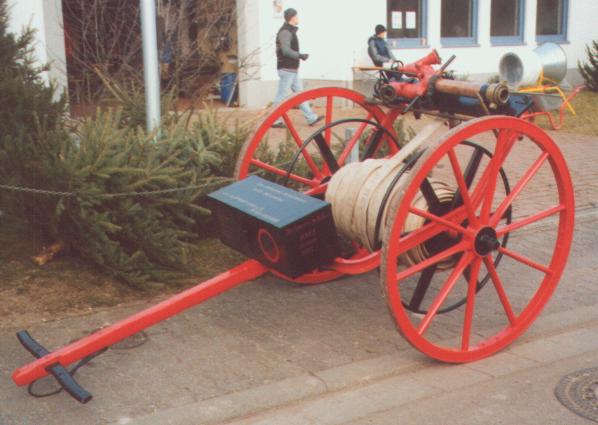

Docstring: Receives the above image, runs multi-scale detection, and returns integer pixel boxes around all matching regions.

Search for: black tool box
[207,176,339,278]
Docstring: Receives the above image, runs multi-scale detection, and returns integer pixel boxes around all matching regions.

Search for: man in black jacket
[368,24,397,67]
[272,8,322,128]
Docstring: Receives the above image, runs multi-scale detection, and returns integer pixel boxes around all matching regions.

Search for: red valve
[380,50,442,103]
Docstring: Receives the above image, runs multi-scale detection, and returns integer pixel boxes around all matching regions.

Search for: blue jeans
[273,70,318,124]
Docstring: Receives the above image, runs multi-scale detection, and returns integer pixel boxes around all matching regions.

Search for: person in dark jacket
[272,8,322,128]
[368,24,396,67]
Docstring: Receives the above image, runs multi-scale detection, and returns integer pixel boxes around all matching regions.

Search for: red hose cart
[12,50,575,403]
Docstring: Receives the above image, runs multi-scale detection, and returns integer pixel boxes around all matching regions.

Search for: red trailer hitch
[12,260,268,403]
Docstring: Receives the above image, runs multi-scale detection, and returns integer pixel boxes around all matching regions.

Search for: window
[536,0,568,42]
[491,0,524,44]
[387,0,427,47]
[441,0,478,46]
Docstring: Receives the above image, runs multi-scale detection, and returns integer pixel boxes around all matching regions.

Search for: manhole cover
[110,331,149,350]
[555,367,598,423]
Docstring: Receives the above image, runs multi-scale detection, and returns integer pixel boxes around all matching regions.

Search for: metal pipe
[434,80,510,106]
[379,79,510,110]
[140,0,161,136]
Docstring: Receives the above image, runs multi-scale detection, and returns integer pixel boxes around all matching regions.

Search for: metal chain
[0,184,75,197]
[0,178,230,198]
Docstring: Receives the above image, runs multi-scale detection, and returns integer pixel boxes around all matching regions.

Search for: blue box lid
[208,176,329,229]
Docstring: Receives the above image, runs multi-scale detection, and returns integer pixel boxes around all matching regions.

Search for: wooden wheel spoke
[396,206,469,258]
[418,253,474,335]
[481,130,517,221]
[249,159,318,187]
[325,95,333,143]
[338,115,372,166]
[469,172,493,214]
[468,131,516,213]
[490,152,549,227]
[408,206,473,237]
[496,205,565,236]
[396,241,469,283]
[447,149,479,226]
[281,113,323,179]
[408,264,438,311]
[462,258,482,350]
[304,184,328,197]
[497,246,552,275]
[483,257,517,325]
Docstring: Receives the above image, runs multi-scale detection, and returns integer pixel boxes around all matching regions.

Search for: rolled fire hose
[326,121,455,265]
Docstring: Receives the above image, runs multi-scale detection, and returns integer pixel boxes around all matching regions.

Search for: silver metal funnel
[499,42,567,87]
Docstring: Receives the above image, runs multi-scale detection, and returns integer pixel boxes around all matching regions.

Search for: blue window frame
[386,0,428,48]
[536,0,568,42]
[441,0,478,47]
[491,0,525,45]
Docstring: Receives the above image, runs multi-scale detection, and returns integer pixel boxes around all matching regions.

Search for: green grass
[536,90,598,136]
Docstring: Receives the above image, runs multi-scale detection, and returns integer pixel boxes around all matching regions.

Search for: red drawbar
[12,260,268,386]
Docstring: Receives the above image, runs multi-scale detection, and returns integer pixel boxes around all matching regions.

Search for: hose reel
[325,121,454,266]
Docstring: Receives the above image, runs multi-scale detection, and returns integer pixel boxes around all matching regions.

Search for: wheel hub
[474,227,500,256]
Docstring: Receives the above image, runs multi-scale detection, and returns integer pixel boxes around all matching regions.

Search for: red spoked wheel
[235,87,402,284]
[381,115,575,362]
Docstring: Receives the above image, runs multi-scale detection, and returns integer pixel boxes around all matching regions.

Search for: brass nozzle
[485,83,510,106]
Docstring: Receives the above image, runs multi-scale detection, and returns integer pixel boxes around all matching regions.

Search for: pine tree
[0,0,251,286]
[53,109,229,286]
[578,40,598,92]
[0,0,67,234]
[0,0,66,168]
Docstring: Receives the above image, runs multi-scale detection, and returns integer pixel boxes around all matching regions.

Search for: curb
[120,302,598,425]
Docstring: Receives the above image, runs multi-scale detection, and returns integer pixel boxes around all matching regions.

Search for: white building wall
[237,0,262,107]
[241,0,598,107]
[561,0,598,77]
[8,0,595,107]
[7,0,67,99]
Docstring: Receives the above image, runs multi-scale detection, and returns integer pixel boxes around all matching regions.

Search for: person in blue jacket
[368,24,396,67]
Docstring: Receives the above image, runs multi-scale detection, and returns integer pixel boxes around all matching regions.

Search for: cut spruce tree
[0,0,250,286]
[0,0,67,231]
[578,40,598,92]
